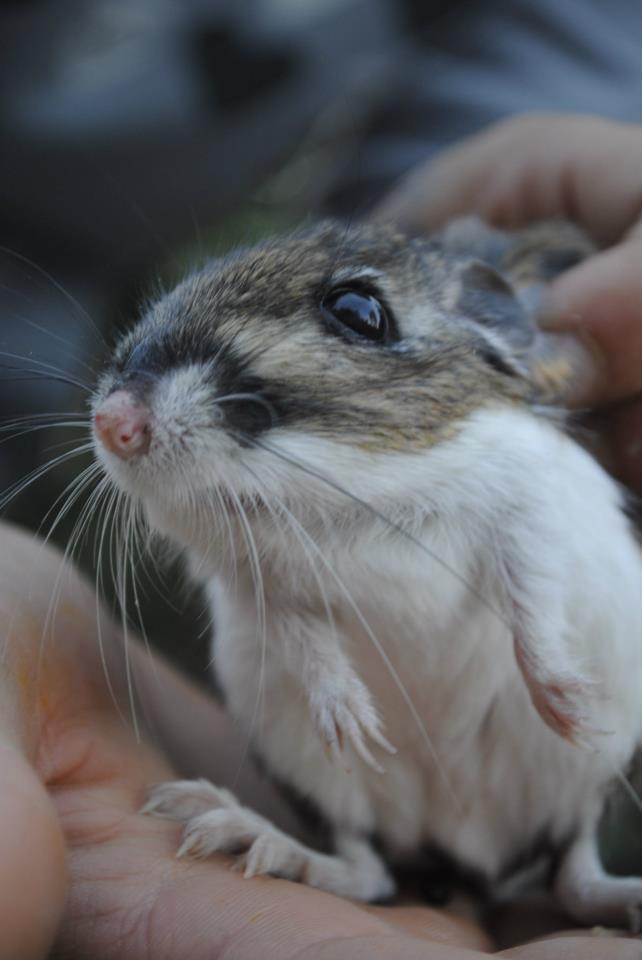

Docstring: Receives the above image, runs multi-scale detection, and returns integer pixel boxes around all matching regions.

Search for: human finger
[0,735,66,960]
[541,236,642,407]
[499,931,642,959]
[374,114,642,244]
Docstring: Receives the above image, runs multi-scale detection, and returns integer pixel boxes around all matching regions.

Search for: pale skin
[2,112,642,957]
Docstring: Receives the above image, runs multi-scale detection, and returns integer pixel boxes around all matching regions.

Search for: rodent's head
[92,220,531,555]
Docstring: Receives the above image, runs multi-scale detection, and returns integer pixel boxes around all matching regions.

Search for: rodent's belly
[213,590,620,879]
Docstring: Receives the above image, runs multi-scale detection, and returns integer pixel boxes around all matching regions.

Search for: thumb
[542,236,642,408]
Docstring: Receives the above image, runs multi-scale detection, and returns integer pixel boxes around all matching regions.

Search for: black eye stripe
[320,287,392,343]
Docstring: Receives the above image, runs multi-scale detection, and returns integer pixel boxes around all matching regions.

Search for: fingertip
[372,149,475,234]
[537,262,595,332]
[539,244,642,405]
[541,240,642,330]
[0,740,67,960]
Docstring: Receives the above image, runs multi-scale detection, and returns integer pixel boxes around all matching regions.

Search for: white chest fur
[206,407,642,879]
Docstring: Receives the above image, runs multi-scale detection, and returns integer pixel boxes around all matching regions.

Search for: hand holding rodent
[0,523,489,959]
[376,113,642,491]
[5,115,642,958]
[4,520,628,959]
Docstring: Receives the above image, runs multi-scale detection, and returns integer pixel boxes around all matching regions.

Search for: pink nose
[94,390,151,460]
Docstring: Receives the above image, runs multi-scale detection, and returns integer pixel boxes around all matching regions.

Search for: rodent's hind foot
[559,872,642,934]
[141,777,395,901]
[141,778,237,820]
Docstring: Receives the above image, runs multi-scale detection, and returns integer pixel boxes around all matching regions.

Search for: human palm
[0,522,638,958]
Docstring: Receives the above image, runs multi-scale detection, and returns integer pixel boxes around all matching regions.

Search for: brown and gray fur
[107,218,588,458]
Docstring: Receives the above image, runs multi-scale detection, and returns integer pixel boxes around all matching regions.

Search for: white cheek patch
[268,431,431,509]
[153,364,219,433]
[147,364,251,497]
[94,363,231,506]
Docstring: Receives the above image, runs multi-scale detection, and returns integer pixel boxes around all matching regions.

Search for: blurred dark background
[2,0,642,870]
[1,0,410,675]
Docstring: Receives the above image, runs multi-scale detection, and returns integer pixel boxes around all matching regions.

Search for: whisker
[115,491,141,741]
[94,480,130,727]
[241,461,339,647]
[613,768,642,819]
[264,485,460,810]
[0,350,92,392]
[35,462,109,706]
[124,497,158,732]
[40,460,103,546]
[0,367,92,393]
[0,411,88,427]
[249,436,510,631]
[1,306,100,378]
[0,442,94,513]
[222,486,268,787]
[0,420,89,448]
[0,244,108,348]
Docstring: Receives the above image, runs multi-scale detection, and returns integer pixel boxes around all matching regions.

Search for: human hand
[0,520,639,959]
[376,113,642,492]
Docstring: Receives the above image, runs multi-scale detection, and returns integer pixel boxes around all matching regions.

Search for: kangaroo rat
[92,217,642,928]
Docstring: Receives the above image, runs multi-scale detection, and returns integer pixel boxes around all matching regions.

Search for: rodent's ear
[454,260,535,351]
[439,217,512,266]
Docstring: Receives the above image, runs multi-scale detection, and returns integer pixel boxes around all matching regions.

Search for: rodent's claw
[176,808,259,860]
[369,727,397,756]
[333,718,345,752]
[513,626,606,748]
[346,723,385,775]
[526,676,597,747]
[140,779,239,820]
[311,681,395,774]
[141,777,395,900]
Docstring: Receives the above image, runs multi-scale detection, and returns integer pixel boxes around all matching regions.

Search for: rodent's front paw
[309,677,396,773]
[523,672,602,747]
[512,628,603,746]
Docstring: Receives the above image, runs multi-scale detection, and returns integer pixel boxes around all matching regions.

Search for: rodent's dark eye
[320,288,390,342]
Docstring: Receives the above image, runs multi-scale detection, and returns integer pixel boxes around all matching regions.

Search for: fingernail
[527,331,606,407]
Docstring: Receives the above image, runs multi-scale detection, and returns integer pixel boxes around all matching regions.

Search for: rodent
[92,217,642,928]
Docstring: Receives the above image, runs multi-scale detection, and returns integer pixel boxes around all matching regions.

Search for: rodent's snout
[94,390,151,460]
